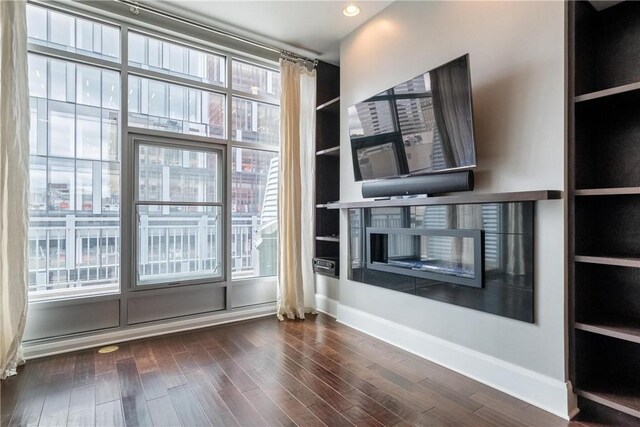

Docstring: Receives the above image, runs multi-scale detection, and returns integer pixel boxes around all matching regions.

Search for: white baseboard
[23,304,276,360]
[315,294,338,318]
[337,304,577,420]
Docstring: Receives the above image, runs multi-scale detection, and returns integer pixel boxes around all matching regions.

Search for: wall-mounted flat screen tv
[347,54,477,182]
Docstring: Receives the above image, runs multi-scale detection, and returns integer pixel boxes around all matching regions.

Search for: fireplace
[367,228,484,288]
[348,202,535,322]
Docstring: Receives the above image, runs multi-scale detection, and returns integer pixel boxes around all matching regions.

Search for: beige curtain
[0,0,29,380]
[277,58,316,320]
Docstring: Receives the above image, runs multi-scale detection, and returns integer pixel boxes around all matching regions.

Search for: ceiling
[147,1,394,64]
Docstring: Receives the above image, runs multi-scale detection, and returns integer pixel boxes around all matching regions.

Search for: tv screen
[348,54,477,182]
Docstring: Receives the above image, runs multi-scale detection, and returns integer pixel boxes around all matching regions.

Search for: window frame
[26,0,281,310]
[130,134,226,290]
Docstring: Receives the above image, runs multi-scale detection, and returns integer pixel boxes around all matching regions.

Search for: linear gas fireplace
[347,201,535,322]
[367,228,483,288]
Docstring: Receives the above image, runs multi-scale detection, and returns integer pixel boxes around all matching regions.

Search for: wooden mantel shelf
[326,190,562,209]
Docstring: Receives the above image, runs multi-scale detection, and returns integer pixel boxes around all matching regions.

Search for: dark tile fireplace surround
[348,201,535,322]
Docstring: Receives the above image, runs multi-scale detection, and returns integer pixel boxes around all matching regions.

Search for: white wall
[337,0,570,416]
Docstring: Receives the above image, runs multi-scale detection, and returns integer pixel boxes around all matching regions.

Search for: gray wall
[339,1,566,380]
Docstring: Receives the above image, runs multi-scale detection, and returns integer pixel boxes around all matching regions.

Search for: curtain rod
[114,0,318,65]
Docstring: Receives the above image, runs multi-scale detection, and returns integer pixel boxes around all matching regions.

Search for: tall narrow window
[231,148,278,278]
[27,54,121,300]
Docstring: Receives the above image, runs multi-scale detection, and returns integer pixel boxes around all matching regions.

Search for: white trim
[315,294,338,318]
[336,304,577,420]
[23,304,276,360]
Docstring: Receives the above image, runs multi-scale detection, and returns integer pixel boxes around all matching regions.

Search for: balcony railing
[28,214,265,299]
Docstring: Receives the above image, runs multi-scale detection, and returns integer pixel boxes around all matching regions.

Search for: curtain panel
[277,59,316,320]
[0,0,29,380]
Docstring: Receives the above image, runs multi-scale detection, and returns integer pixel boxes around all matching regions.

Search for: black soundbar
[361,170,474,198]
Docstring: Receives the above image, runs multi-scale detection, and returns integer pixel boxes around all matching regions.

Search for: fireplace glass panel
[385,234,477,279]
[348,202,534,323]
[367,227,482,287]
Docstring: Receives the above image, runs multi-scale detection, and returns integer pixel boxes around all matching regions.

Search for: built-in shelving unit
[574,187,640,196]
[569,1,640,424]
[314,61,340,271]
[574,81,640,103]
[316,145,340,157]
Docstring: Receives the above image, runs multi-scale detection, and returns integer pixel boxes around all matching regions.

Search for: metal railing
[27,213,264,296]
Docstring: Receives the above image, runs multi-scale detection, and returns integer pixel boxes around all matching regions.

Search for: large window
[26,4,280,301]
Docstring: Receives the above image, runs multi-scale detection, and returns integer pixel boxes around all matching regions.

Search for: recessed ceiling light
[343,4,360,17]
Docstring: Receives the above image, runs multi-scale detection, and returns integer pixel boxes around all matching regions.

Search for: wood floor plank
[284,362,355,411]
[116,359,152,426]
[183,370,240,427]
[7,370,49,427]
[417,378,483,412]
[163,335,187,355]
[469,389,531,422]
[242,367,326,427]
[139,370,168,401]
[132,342,159,374]
[1,363,32,425]
[215,357,259,392]
[114,343,135,361]
[43,353,75,378]
[473,405,529,427]
[218,386,269,427]
[95,350,116,374]
[243,387,296,427]
[341,405,386,427]
[344,387,432,427]
[67,385,96,427]
[151,353,187,389]
[121,395,153,427]
[72,350,95,388]
[96,370,120,405]
[278,330,379,396]
[253,363,322,407]
[38,373,72,427]
[341,388,403,427]
[167,384,210,427]
[422,405,493,427]
[368,364,417,392]
[172,351,200,374]
[147,396,182,427]
[95,399,125,427]
[307,400,355,427]
[200,362,236,392]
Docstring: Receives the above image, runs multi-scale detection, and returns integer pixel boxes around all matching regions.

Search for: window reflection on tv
[356,142,400,181]
[348,55,477,182]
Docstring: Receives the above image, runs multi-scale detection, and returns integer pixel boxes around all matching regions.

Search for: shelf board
[328,190,562,209]
[316,145,340,157]
[575,187,640,196]
[576,387,640,419]
[316,236,339,242]
[574,255,640,268]
[575,316,640,344]
[316,96,340,113]
[575,81,640,103]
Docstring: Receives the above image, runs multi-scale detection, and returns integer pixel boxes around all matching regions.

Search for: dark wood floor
[2,313,585,427]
